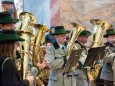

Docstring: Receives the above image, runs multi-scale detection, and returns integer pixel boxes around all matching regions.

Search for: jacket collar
[75,40,84,48]
[52,41,60,49]
[105,41,114,47]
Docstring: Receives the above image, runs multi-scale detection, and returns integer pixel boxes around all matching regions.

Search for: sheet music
[63,49,83,74]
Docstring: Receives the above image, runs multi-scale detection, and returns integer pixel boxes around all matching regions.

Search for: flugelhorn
[66,22,86,57]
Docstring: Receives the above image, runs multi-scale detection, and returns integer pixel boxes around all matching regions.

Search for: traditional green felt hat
[103,29,115,38]
[0,29,25,42]
[0,12,19,24]
[50,26,70,35]
[79,30,91,36]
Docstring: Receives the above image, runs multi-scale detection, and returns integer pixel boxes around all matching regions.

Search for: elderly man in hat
[72,30,91,86]
[100,28,115,86]
[0,12,18,29]
[46,26,71,86]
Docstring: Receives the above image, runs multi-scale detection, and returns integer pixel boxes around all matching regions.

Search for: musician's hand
[72,63,79,71]
[113,81,115,86]
[26,71,34,85]
[66,56,69,60]
[108,53,115,57]
[37,62,46,70]
[41,85,45,86]
[42,60,48,67]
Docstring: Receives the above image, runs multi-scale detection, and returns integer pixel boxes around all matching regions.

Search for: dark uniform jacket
[0,55,30,86]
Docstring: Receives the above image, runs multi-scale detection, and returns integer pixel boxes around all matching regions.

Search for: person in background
[100,28,115,86]
[0,12,19,30]
[2,0,17,18]
[0,29,34,86]
[45,26,56,45]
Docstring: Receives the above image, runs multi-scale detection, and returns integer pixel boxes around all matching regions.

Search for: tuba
[33,24,49,65]
[66,22,86,57]
[17,12,36,79]
[90,19,112,47]
[32,24,49,86]
[88,19,112,82]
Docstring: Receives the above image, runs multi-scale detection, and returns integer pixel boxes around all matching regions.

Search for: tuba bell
[90,19,112,47]
[66,22,86,57]
[19,12,36,30]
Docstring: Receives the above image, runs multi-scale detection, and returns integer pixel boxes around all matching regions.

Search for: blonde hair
[0,42,16,60]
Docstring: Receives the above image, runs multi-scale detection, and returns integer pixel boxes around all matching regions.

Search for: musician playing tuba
[100,29,115,86]
[36,45,50,86]
[72,29,92,86]
[62,23,90,86]
[87,19,112,86]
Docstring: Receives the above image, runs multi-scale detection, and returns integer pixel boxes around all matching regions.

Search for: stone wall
[60,0,115,45]
[60,0,115,30]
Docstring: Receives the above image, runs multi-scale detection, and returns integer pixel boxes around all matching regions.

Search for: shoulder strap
[1,58,10,72]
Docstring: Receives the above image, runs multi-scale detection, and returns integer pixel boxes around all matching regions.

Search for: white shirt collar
[58,43,65,49]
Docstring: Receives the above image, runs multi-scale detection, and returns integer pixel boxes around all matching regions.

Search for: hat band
[0,16,16,23]
[0,34,19,39]
[55,29,67,33]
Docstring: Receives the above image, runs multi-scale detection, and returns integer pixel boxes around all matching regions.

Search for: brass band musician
[36,46,50,86]
[46,26,70,86]
[100,28,115,86]
[73,30,92,86]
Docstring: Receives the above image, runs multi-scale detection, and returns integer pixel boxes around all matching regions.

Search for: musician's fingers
[26,71,31,76]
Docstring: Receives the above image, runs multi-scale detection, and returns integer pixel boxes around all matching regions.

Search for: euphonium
[18,12,36,79]
[88,19,112,82]
[66,22,86,57]
[33,24,49,65]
